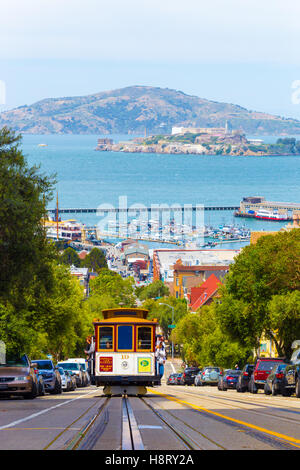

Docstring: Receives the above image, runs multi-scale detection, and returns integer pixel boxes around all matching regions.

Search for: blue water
[21,134,300,249]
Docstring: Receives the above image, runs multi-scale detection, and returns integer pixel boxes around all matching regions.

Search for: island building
[95,138,114,150]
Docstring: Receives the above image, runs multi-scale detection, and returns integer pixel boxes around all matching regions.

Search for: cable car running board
[122,396,144,450]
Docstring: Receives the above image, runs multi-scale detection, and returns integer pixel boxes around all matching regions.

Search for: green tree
[60,247,81,267]
[87,268,136,312]
[267,291,300,357]
[0,127,56,303]
[216,229,300,356]
[81,247,107,273]
[136,280,169,301]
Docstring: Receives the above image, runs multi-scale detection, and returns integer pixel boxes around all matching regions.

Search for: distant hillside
[1,86,300,135]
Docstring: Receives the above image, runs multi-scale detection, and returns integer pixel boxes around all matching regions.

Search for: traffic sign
[168,325,176,329]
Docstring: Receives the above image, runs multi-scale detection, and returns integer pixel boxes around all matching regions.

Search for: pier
[47,205,239,215]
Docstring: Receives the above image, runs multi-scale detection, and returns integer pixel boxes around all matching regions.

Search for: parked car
[33,368,46,396]
[57,367,72,392]
[167,373,179,385]
[194,371,203,386]
[264,363,289,396]
[249,357,286,394]
[66,358,90,386]
[0,352,39,399]
[65,370,77,391]
[175,373,183,385]
[236,364,254,392]
[32,359,62,395]
[218,369,241,391]
[197,367,222,386]
[180,367,200,385]
[279,363,300,397]
[57,361,84,387]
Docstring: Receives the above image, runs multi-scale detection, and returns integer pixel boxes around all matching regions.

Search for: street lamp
[159,303,175,359]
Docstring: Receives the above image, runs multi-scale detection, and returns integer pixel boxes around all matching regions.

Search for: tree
[267,291,300,357]
[136,280,169,301]
[81,247,107,273]
[216,229,300,356]
[60,247,81,267]
[87,268,136,311]
[174,305,252,368]
[0,126,56,302]
[141,296,188,338]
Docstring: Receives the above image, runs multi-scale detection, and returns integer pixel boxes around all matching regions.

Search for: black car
[236,364,254,392]
[32,359,62,394]
[180,367,200,385]
[280,362,300,397]
[175,373,183,385]
[167,373,179,385]
[264,363,288,396]
[218,369,241,391]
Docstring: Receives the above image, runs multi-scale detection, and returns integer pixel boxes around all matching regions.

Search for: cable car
[91,308,161,396]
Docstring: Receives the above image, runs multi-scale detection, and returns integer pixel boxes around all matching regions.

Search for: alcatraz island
[95,125,300,156]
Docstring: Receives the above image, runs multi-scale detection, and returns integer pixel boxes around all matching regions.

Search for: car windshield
[0,352,29,367]
[33,360,53,370]
[205,368,219,372]
[257,361,283,371]
[226,370,241,376]
[58,363,80,371]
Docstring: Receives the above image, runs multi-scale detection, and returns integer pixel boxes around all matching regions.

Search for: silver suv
[32,360,62,394]
[195,367,222,386]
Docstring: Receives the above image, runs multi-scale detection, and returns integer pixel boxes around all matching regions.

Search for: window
[117,325,133,351]
[137,327,152,351]
[99,326,113,350]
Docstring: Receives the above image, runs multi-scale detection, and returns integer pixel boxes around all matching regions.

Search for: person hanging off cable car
[155,335,166,378]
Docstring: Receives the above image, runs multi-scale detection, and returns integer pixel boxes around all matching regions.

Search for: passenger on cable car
[155,336,166,378]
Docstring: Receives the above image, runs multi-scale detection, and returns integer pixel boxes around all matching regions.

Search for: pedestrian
[155,341,166,378]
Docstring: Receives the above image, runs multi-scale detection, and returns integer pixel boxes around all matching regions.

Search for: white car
[57,362,84,387]
[57,367,72,391]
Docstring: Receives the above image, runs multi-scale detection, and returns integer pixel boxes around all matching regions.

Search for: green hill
[1,85,300,135]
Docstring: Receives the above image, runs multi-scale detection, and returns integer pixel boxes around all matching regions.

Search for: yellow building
[172,259,228,299]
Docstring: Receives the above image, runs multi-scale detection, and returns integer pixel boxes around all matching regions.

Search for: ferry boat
[254,210,288,221]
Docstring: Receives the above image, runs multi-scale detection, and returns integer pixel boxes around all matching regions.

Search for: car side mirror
[31,362,38,368]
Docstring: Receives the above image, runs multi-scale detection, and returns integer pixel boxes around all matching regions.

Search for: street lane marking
[0,390,97,431]
[149,389,300,447]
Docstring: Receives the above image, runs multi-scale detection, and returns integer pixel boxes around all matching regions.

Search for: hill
[1,86,300,135]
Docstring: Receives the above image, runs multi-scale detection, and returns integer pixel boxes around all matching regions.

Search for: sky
[1,0,300,118]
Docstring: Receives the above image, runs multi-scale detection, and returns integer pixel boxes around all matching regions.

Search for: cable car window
[99,326,113,350]
[137,327,152,350]
[117,325,133,351]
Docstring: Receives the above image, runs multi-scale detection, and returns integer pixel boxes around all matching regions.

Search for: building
[188,274,222,312]
[239,196,300,219]
[171,126,229,136]
[153,249,239,291]
[173,260,228,299]
[121,242,149,266]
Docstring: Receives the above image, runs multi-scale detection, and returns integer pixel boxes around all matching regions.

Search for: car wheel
[282,387,292,397]
[264,383,271,395]
[24,381,38,399]
[271,382,278,396]
[295,378,300,398]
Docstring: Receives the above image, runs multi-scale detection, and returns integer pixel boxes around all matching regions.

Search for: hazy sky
[1,0,300,118]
